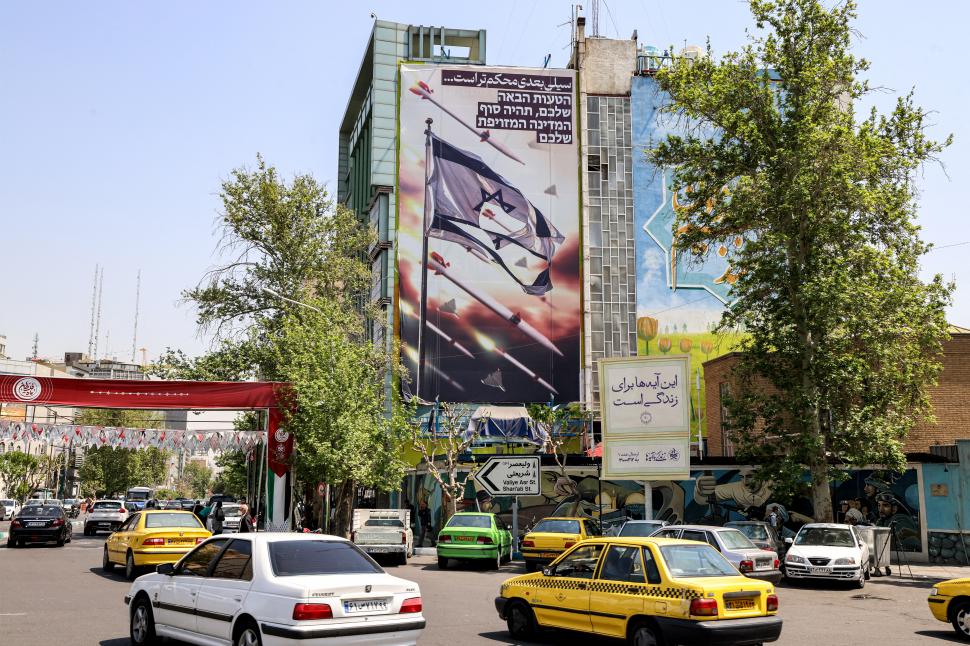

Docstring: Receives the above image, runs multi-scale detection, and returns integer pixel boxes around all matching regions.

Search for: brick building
[704,329,970,457]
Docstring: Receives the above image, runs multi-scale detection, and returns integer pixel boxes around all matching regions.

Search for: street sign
[474,456,541,496]
[317,482,326,497]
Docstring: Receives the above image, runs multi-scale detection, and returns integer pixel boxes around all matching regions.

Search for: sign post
[598,356,692,482]
[475,456,540,559]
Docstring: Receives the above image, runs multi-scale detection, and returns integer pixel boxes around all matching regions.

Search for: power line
[929,240,970,251]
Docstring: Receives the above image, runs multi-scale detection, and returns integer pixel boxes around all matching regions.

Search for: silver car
[651,524,783,584]
[83,500,129,535]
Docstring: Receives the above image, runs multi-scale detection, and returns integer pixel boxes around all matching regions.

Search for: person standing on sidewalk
[211,501,225,535]
[417,500,436,547]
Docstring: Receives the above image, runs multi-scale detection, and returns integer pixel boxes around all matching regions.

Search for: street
[0,520,963,646]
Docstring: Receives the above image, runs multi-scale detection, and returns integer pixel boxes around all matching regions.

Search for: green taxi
[437,512,513,570]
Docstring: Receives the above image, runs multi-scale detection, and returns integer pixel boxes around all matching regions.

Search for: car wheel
[235,621,262,646]
[126,551,139,581]
[506,600,536,639]
[495,550,502,570]
[854,570,865,589]
[6,538,14,549]
[629,621,661,646]
[130,596,157,645]
[83,525,90,537]
[437,556,449,570]
[103,546,115,571]
[56,535,65,547]
[863,565,871,580]
[950,600,970,640]
[398,552,408,566]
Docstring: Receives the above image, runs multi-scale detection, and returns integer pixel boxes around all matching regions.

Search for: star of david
[473,188,516,215]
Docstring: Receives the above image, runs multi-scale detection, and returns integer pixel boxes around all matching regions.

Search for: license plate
[726,599,755,610]
[810,566,832,574]
[540,552,559,558]
[366,546,392,553]
[756,560,771,570]
[343,599,389,614]
[27,522,45,527]
[99,523,110,527]
[455,536,474,542]
[168,538,194,545]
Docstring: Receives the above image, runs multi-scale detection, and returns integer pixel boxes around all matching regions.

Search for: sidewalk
[889,561,970,581]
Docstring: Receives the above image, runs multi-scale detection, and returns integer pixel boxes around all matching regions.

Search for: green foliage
[212,450,250,498]
[411,402,479,518]
[75,409,171,497]
[180,462,213,499]
[527,402,591,475]
[0,451,46,500]
[651,0,953,520]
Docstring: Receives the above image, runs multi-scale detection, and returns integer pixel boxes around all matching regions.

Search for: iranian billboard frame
[396,64,581,404]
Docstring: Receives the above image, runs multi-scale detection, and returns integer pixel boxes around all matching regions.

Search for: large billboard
[631,76,743,438]
[397,65,581,403]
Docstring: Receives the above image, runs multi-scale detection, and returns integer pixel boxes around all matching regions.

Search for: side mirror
[784,537,793,545]
[157,563,175,576]
[541,566,554,576]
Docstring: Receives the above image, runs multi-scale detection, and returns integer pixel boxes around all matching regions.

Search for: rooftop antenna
[93,269,104,362]
[139,347,148,367]
[590,0,599,36]
[543,53,552,68]
[87,264,99,358]
[31,333,39,359]
[131,269,141,363]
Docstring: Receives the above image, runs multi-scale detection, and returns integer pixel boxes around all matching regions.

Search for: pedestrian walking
[211,501,225,535]
[238,501,254,534]
[417,500,435,547]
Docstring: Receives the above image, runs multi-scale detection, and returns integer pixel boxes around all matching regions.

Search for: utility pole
[131,269,141,363]
[93,268,104,361]
[31,333,39,359]
[88,264,99,358]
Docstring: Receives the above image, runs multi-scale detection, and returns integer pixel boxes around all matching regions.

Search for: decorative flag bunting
[0,419,265,452]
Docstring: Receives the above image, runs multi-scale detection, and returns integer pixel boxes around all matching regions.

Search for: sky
[1,1,966,362]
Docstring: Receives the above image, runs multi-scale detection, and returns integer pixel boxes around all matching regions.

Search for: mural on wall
[631,76,743,436]
[406,465,924,553]
[397,64,581,403]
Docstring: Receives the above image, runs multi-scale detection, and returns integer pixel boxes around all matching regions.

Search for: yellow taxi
[496,537,782,645]
[103,509,211,581]
[520,516,601,572]
[927,578,970,640]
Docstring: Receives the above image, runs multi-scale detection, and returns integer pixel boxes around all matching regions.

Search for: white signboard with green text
[598,355,691,479]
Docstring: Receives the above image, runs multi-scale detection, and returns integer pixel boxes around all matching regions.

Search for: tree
[179,462,213,499]
[527,402,589,477]
[75,409,170,496]
[411,403,480,519]
[181,155,394,532]
[0,451,45,500]
[212,450,251,499]
[651,0,952,520]
[271,300,412,536]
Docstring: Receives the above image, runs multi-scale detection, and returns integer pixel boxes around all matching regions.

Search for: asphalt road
[0,519,961,646]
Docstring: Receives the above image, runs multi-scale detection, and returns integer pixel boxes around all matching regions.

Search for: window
[681,530,708,544]
[145,513,204,529]
[210,540,253,580]
[92,502,122,511]
[121,514,141,531]
[178,539,228,576]
[654,529,681,539]
[660,545,738,578]
[532,519,580,534]
[717,530,757,550]
[445,515,491,529]
[584,520,602,536]
[730,524,770,541]
[618,522,664,538]
[20,505,62,518]
[269,540,382,577]
[719,382,734,456]
[794,527,856,548]
[598,545,645,584]
[551,544,604,579]
[364,519,404,528]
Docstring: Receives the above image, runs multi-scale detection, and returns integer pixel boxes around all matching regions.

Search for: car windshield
[1,500,15,506]
[729,524,769,541]
[794,527,856,547]
[145,513,204,529]
[269,540,382,576]
[20,506,62,518]
[93,502,123,511]
[446,515,491,528]
[221,505,241,516]
[718,529,758,550]
[365,519,404,527]
[661,545,739,578]
[618,522,664,537]
[532,519,580,534]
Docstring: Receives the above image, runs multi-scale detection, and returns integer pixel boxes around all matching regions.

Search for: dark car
[207,494,236,506]
[725,521,785,555]
[7,504,73,548]
[177,498,196,511]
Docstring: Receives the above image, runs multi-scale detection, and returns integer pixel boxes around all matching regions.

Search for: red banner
[0,375,295,475]
[0,375,286,409]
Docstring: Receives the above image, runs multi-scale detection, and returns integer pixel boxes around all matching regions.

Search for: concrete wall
[580,38,636,96]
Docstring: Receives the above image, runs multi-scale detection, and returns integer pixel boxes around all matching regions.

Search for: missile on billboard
[400,300,475,359]
[428,252,563,357]
[474,332,559,395]
[409,81,525,165]
[404,345,466,392]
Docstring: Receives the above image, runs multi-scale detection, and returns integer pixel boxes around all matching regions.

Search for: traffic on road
[2,506,968,645]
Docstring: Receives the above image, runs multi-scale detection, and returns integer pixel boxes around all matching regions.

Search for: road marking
[0,613,27,617]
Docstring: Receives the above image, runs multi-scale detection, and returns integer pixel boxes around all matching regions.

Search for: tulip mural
[636,316,659,354]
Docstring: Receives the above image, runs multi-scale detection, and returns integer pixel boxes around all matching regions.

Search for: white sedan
[0,499,20,521]
[125,533,425,646]
[783,522,871,587]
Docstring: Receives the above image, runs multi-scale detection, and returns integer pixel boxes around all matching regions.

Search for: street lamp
[260,286,323,314]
